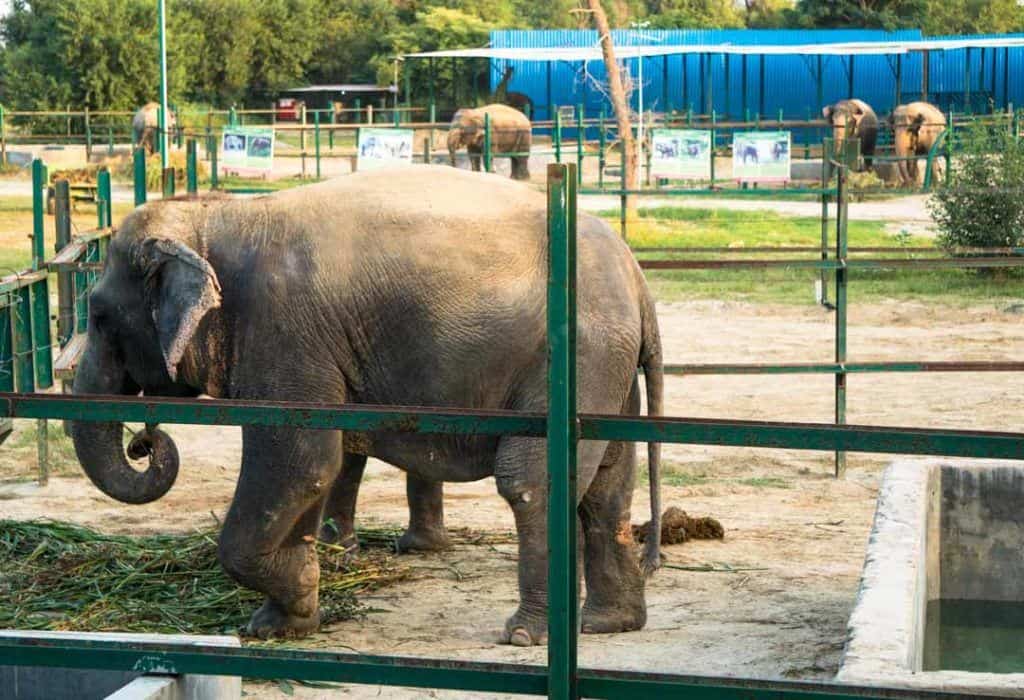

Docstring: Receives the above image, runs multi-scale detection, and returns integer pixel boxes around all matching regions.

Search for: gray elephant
[447,104,532,180]
[132,102,177,155]
[822,99,878,171]
[69,166,664,645]
[740,144,759,164]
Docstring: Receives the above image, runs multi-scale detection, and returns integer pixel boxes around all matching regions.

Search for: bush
[930,123,1024,252]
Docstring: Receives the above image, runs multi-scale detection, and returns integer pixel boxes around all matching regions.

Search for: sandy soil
[3,299,1023,698]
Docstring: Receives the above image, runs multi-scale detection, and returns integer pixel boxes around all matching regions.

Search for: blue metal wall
[490,29,1023,121]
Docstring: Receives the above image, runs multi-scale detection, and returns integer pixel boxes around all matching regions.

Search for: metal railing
[0,162,1023,698]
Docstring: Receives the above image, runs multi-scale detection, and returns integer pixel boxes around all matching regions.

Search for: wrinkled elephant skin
[69,167,664,643]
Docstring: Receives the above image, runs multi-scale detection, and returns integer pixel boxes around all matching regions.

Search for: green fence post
[98,167,112,228]
[819,151,830,308]
[554,109,562,163]
[186,139,198,195]
[211,138,219,189]
[483,112,492,173]
[54,179,74,347]
[710,110,717,188]
[576,103,584,186]
[620,140,627,242]
[597,108,606,189]
[545,162,578,700]
[133,147,147,206]
[315,110,322,180]
[31,159,46,270]
[84,107,92,161]
[945,109,953,187]
[834,163,848,478]
[162,168,175,198]
[13,285,34,394]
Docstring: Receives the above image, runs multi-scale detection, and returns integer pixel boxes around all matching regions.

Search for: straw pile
[0,520,407,635]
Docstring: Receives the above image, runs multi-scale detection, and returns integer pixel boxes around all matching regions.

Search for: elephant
[132,102,177,155]
[69,166,664,645]
[740,144,759,164]
[447,104,532,180]
[822,99,878,171]
[888,101,947,187]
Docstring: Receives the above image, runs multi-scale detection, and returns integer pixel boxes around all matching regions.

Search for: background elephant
[69,166,663,645]
[822,99,878,171]
[447,103,532,180]
[132,102,176,155]
[889,101,946,187]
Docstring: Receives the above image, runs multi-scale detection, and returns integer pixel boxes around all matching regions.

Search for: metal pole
[133,147,147,206]
[554,110,562,163]
[545,162,578,700]
[98,167,112,228]
[741,54,748,118]
[847,55,855,99]
[54,180,74,346]
[576,103,584,185]
[698,54,705,116]
[921,50,930,101]
[315,110,321,180]
[759,54,766,117]
[819,155,830,308]
[186,139,198,195]
[598,107,606,189]
[724,54,731,119]
[834,163,848,478]
[638,56,644,184]
[964,47,972,112]
[31,159,46,270]
[0,103,6,166]
[546,62,553,123]
[662,55,669,114]
[1004,47,1010,111]
[162,168,175,198]
[682,54,689,112]
[157,0,169,171]
[895,54,903,108]
[816,55,823,113]
[483,112,492,172]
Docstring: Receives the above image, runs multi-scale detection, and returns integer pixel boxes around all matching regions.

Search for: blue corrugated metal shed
[489,29,1022,120]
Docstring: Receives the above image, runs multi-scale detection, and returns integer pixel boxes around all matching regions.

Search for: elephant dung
[633,506,725,545]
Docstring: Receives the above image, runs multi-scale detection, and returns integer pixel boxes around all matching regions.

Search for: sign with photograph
[220,127,274,172]
[732,131,791,182]
[650,129,712,180]
[356,128,414,171]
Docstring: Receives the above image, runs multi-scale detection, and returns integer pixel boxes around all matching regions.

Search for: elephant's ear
[822,106,832,121]
[135,237,222,381]
[910,112,926,133]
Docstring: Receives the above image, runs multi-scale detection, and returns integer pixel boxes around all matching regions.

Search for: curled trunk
[70,338,179,505]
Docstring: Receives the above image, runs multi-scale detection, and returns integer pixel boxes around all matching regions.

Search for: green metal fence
[1,162,1023,698]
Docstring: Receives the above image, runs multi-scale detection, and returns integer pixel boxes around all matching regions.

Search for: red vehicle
[275,97,304,121]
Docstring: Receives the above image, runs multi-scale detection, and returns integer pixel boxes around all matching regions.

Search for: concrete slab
[0,630,241,700]
[838,459,1024,696]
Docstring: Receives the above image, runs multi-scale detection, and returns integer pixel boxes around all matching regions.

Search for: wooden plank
[53,332,88,380]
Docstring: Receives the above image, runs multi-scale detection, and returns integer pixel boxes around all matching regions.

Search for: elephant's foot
[244,598,320,640]
[500,607,548,647]
[396,525,452,553]
[581,601,646,635]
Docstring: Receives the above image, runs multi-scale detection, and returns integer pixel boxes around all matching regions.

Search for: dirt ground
[3,299,1024,698]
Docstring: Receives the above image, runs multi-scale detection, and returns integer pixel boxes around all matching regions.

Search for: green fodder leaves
[0,520,407,635]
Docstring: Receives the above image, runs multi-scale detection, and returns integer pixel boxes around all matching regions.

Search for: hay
[633,507,725,545]
[0,520,408,635]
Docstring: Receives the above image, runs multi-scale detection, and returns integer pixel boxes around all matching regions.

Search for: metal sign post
[158,0,169,171]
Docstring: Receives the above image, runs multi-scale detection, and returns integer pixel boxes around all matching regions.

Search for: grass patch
[737,477,792,490]
[0,520,407,635]
[3,420,81,479]
[638,461,710,487]
[599,206,1024,305]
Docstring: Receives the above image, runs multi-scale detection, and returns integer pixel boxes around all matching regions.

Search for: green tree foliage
[642,0,745,29]
[921,0,1024,35]
[789,0,928,29]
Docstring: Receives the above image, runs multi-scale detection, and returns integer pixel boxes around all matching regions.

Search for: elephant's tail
[639,287,663,578]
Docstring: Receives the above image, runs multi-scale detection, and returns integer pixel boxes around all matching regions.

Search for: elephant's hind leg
[219,425,343,639]
[398,475,451,553]
[579,381,646,635]
[319,451,368,552]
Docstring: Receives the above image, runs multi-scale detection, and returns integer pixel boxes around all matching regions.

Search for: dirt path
[2,299,1022,698]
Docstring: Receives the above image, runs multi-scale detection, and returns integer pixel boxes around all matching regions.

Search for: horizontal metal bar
[3,393,1024,460]
[581,187,836,197]
[0,637,1002,699]
[633,246,1024,255]
[0,269,48,294]
[639,257,1024,270]
[663,361,1024,375]
[0,638,546,696]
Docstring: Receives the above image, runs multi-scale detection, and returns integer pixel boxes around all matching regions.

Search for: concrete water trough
[839,459,1024,696]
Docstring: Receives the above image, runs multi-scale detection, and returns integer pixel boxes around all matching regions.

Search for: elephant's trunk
[70,338,179,505]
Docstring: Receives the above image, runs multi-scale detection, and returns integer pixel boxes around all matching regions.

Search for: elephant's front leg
[319,452,368,552]
[397,475,451,553]
[219,425,342,639]
[468,145,483,171]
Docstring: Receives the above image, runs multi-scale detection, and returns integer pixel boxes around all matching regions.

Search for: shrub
[930,122,1024,252]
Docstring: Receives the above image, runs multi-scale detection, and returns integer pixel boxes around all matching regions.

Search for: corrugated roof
[403,36,1024,61]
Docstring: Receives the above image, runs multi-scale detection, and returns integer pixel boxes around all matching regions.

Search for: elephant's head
[823,101,865,148]
[70,216,221,504]
[889,107,925,183]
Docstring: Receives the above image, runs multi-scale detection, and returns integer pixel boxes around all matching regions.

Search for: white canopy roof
[402,36,1024,61]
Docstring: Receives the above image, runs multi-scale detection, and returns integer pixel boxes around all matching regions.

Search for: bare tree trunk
[587,0,637,221]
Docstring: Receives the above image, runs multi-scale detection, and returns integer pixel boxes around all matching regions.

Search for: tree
[642,0,745,28]
[790,0,927,29]
[921,0,1024,35]
[585,0,638,219]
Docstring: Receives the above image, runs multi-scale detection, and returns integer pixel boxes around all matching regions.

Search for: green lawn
[602,207,1024,306]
